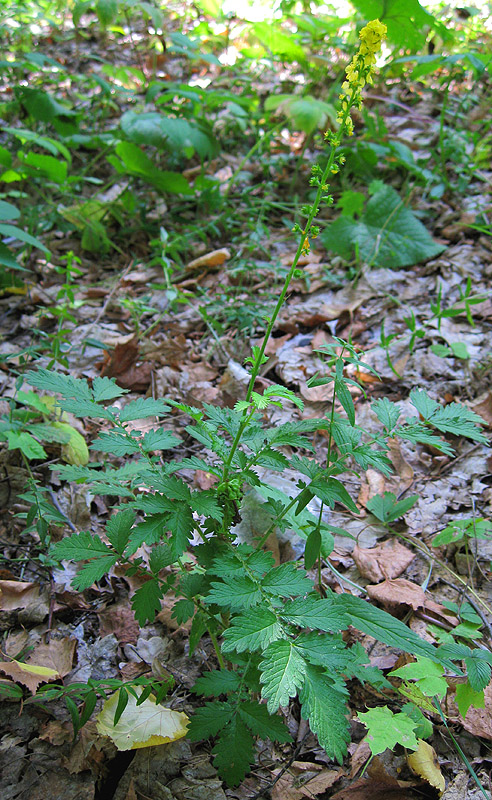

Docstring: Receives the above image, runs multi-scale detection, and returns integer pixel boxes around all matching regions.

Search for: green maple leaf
[357,706,419,755]
[390,656,448,698]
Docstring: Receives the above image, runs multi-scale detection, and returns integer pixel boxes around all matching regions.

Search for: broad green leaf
[309,477,359,514]
[0,224,50,254]
[321,182,444,269]
[464,657,491,693]
[390,657,447,698]
[455,683,485,718]
[366,491,419,524]
[96,688,188,750]
[351,0,438,51]
[0,201,20,221]
[260,640,307,712]
[357,706,419,755]
[6,431,47,460]
[221,608,283,653]
[50,421,89,466]
[299,664,350,762]
[23,152,67,184]
[96,0,117,26]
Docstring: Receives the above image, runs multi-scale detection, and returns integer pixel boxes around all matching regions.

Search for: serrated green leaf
[141,429,181,452]
[189,491,223,521]
[221,608,283,654]
[172,598,195,624]
[192,670,241,697]
[118,398,170,422]
[366,491,419,524]
[105,509,136,553]
[187,701,234,739]
[390,657,447,698]
[357,706,419,755]
[238,700,291,742]
[261,563,313,598]
[464,657,491,692]
[281,596,348,632]
[205,577,261,611]
[92,376,127,402]
[149,543,176,573]
[26,370,92,402]
[212,715,254,786]
[299,664,350,762]
[260,640,307,713]
[455,682,485,718]
[90,432,141,456]
[72,555,118,590]
[336,594,453,667]
[51,531,112,561]
[131,579,163,625]
[372,397,401,432]
[294,632,351,672]
[309,477,359,514]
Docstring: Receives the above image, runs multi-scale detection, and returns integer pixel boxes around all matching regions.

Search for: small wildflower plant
[24,21,490,787]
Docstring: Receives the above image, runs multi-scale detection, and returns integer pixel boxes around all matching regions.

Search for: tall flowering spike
[337,19,387,136]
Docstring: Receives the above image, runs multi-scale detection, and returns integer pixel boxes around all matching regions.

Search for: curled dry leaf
[353,539,415,582]
[0,580,40,610]
[366,578,428,611]
[185,248,230,272]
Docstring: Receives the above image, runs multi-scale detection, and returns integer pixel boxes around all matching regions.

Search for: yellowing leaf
[407,739,445,795]
[0,658,59,694]
[51,421,89,465]
[96,689,189,750]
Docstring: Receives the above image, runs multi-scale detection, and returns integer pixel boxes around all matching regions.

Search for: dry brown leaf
[98,603,140,644]
[0,580,40,610]
[156,594,192,632]
[349,740,372,778]
[39,720,73,746]
[331,777,412,800]
[29,638,77,677]
[357,468,386,508]
[353,540,415,582]
[272,767,342,800]
[386,439,414,492]
[472,392,492,427]
[185,248,230,271]
[99,337,139,377]
[366,578,427,611]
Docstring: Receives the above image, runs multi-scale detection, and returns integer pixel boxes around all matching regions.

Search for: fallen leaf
[99,337,139,377]
[98,602,140,644]
[366,578,427,611]
[0,658,59,693]
[185,248,230,271]
[96,688,189,750]
[353,540,415,582]
[331,777,412,799]
[272,767,342,800]
[472,392,492,427]
[29,638,77,677]
[0,580,40,610]
[407,739,445,795]
[39,719,73,746]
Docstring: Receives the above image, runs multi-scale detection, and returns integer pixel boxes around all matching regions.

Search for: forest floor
[1,7,492,800]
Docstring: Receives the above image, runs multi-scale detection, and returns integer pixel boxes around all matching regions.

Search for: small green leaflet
[390,657,447,698]
[90,432,141,456]
[238,701,291,742]
[105,508,136,554]
[464,653,492,692]
[261,563,313,597]
[309,476,359,514]
[131,579,163,625]
[221,608,284,653]
[51,530,112,561]
[205,577,261,611]
[455,683,485,718]
[281,596,348,633]
[212,715,254,786]
[260,640,307,713]
[409,389,487,443]
[92,376,127,402]
[192,670,241,697]
[357,706,419,755]
[299,664,350,763]
[187,701,234,739]
[366,491,419,524]
[372,397,401,432]
[141,429,181,452]
[6,431,47,460]
[118,397,170,422]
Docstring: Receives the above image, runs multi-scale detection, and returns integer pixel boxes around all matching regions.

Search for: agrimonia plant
[17,21,490,786]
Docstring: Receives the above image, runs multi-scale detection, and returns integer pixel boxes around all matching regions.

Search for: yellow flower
[336,19,387,135]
